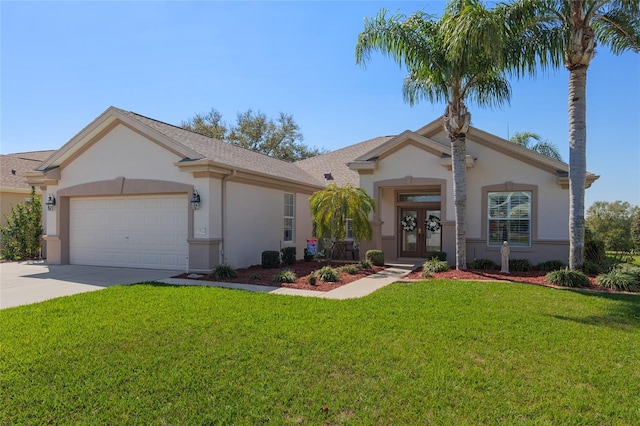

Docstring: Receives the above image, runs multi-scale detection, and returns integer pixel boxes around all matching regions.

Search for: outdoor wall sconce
[45,194,56,211]
[190,190,201,210]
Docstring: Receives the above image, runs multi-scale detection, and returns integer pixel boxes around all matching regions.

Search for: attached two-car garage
[69,195,188,270]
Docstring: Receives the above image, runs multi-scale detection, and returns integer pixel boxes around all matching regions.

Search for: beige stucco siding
[61,125,190,184]
[465,139,569,240]
[224,181,308,268]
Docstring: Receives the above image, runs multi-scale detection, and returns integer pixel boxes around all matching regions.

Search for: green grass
[2,281,640,424]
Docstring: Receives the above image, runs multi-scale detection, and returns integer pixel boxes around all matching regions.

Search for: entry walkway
[160,262,419,300]
[1,261,419,309]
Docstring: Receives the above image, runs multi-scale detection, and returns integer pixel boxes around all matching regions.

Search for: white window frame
[487,191,532,247]
[345,218,354,241]
[284,193,295,242]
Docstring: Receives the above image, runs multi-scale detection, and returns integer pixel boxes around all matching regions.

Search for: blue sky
[2,1,639,207]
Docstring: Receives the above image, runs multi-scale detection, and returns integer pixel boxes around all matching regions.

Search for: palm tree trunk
[568,65,588,270]
[451,135,468,270]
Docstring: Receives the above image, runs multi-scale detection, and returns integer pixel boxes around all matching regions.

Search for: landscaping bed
[403,267,608,289]
[173,260,386,292]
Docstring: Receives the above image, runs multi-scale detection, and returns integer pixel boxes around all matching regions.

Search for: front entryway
[399,208,441,258]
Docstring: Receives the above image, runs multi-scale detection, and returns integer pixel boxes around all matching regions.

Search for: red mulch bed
[173,260,386,292]
[402,268,613,292]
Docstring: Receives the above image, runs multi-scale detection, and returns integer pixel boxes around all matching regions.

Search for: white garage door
[70,195,188,270]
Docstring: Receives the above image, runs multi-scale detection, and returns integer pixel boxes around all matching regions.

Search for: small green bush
[421,269,433,278]
[306,273,317,286]
[359,259,373,269]
[545,268,590,288]
[422,258,450,274]
[210,263,238,279]
[339,264,361,275]
[585,228,606,263]
[303,248,314,262]
[281,247,296,265]
[469,258,498,270]
[261,251,281,269]
[273,269,297,283]
[509,258,533,272]
[365,250,384,266]
[596,270,639,292]
[582,260,603,275]
[428,251,447,261]
[248,273,262,281]
[536,260,565,272]
[316,266,340,282]
[0,187,42,260]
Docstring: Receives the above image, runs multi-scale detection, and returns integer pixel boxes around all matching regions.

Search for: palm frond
[592,6,640,54]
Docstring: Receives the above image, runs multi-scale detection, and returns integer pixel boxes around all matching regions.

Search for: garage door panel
[70,195,188,270]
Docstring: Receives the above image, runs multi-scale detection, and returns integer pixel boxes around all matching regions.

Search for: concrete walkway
[1,261,419,309]
[161,262,419,300]
[0,261,180,309]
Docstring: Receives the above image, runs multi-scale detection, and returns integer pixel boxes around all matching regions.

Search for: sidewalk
[160,262,419,299]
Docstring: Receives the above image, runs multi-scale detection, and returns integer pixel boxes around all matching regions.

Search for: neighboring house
[25,106,598,271]
[1,150,56,223]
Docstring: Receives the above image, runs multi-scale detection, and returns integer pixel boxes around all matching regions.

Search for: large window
[487,191,531,247]
[284,193,295,242]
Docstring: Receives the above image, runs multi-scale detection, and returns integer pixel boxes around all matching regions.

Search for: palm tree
[509,131,562,160]
[356,1,512,270]
[507,0,639,270]
[309,183,375,260]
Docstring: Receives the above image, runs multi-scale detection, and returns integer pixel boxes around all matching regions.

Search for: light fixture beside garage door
[45,194,56,211]
[190,190,201,210]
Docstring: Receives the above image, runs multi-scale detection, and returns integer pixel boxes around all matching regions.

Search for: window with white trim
[284,193,295,242]
[345,218,354,240]
[487,191,531,247]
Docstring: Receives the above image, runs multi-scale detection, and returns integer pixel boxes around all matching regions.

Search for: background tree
[509,131,562,160]
[356,1,512,270]
[632,214,640,253]
[181,108,325,162]
[507,0,640,269]
[309,183,375,260]
[0,187,43,260]
[586,200,640,253]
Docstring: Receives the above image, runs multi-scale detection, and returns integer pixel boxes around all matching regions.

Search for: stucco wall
[358,132,571,263]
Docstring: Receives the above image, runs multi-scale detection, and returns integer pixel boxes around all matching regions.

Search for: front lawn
[2,281,639,424]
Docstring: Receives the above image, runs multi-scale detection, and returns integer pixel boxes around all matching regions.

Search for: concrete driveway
[0,261,180,309]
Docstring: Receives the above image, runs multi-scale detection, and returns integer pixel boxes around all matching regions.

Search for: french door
[399,208,441,258]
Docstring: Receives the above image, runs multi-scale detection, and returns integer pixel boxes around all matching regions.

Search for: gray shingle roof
[294,136,394,186]
[119,109,325,186]
[1,151,56,189]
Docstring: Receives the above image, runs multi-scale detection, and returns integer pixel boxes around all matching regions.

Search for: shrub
[583,260,603,275]
[316,266,340,282]
[261,251,281,269]
[421,269,433,278]
[536,260,565,272]
[428,251,447,261]
[303,248,314,262]
[596,270,639,292]
[422,258,450,274]
[545,268,590,288]
[509,258,533,272]
[273,269,297,283]
[248,273,261,281]
[359,259,373,269]
[469,258,498,270]
[584,228,606,263]
[306,272,317,286]
[281,247,296,265]
[339,264,361,275]
[210,263,237,279]
[365,250,384,266]
[0,187,42,260]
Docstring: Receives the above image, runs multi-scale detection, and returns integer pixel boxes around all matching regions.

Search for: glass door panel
[400,210,418,255]
[425,210,441,255]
